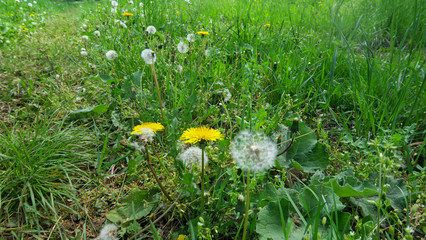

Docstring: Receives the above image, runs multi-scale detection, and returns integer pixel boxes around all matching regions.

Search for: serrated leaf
[327,170,378,197]
[256,199,289,240]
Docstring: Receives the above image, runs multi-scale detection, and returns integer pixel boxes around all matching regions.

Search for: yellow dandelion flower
[264,24,271,27]
[123,12,134,17]
[30,14,35,17]
[180,126,223,144]
[197,31,209,36]
[10,14,14,16]
[178,235,186,240]
[176,11,180,14]
[131,122,164,135]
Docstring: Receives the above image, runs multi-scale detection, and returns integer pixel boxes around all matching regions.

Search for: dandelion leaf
[327,170,378,197]
[282,121,329,172]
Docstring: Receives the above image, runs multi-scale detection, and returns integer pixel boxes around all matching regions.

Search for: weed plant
[0,0,424,239]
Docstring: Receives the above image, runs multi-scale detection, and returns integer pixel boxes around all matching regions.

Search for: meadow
[0,0,424,239]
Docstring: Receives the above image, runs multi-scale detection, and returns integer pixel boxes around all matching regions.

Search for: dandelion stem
[145,144,173,202]
[276,136,295,157]
[200,145,206,212]
[242,171,250,240]
[150,64,165,126]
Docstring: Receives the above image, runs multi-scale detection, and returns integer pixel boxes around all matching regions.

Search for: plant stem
[242,171,251,240]
[150,64,165,125]
[201,145,206,212]
[145,144,173,202]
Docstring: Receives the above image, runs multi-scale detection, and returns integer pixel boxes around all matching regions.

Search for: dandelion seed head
[93,30,100,37]
[176,65,183,72]
[80,50,88,56]
[111,8,117,14]
[177,41,189,53]
[81,35,89,40]
[231,130,277,172]
[178,146,209,169]
[141,49,156,64]
[146,25,156,34]
[111,1,118,7]
[105,50,118,60]
[96,224,119,240]
[186,33,195,42]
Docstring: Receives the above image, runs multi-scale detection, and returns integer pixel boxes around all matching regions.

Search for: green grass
[0,0,424,239]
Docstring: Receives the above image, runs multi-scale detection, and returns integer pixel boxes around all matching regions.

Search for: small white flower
[33,0,36,3]
[177,41,188,53]
[6,40,10,44]
[28,2,32,7]
[80,50,88,56]
[82,24,87,29]
[349,231,355,236]
[185,0,190,3]
[141,49,156,64]
[96,224,119,240]
[106,50,118,60]
[128,0,134,4]
[93,30,100,37]
[111,8,117,13]
[146,25,156,34]
[178,146,209,169]
[81,48,86,51]
[81,35,89,40]
[405,226,414,234]
[111,1,118,7]
[89,63,96,69]
[186,33,195,42]
[15,0,20,2]
[231,131,278,172]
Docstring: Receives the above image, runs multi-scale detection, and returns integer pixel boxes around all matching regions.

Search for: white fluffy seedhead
[141,49,156,64]
[178,146,209,170]
[95,224,119,240]
[231,130,277,172]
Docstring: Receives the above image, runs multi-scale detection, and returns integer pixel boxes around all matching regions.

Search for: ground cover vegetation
[0,0,424,239]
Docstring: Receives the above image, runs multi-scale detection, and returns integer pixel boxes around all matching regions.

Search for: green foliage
[0,117,92,237]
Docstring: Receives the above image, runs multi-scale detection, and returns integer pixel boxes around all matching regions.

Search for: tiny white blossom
[177,41,188,53]
[139,2,143,7]
[28,2,32,7]
[141,49,156,64]
[146,25,156,34]
[82,24,87,29]
[111,8,117,13]
[186,33,195,42]
[33,0,36,3]
[81,35,89,40]
[111,1,118,7]
[80,50,88,56]
[106,50,118,60]
[128,0,134,4]
[93,30,100,37]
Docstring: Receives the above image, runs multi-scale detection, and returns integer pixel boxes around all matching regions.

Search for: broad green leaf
[279,120,329,172]
[70,105,108,118]
[328,170,378,197]
[256,199,289,240]
[90,74,117,84]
